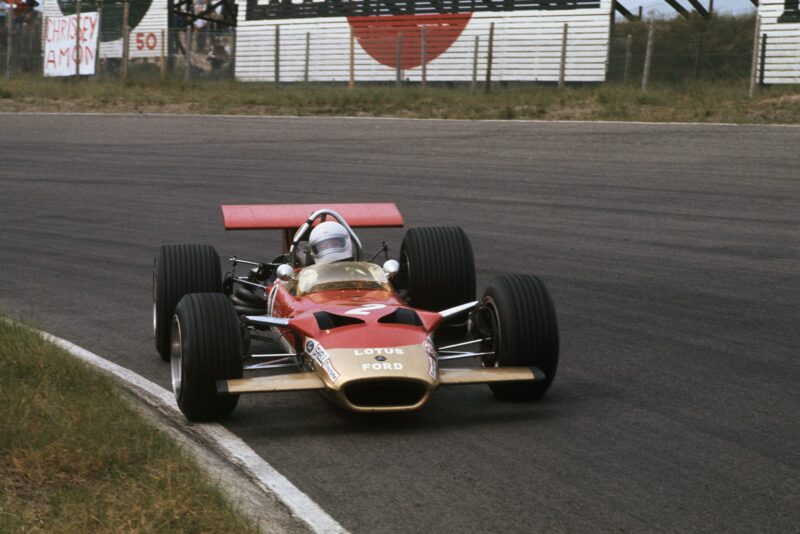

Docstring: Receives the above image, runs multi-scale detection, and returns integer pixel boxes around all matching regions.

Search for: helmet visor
[312,236,347,256]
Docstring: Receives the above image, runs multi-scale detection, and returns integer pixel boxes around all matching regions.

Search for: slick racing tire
[153,244,222,361]
[480,274,559,401]
[396,226,476,312]
[171,293,243,421]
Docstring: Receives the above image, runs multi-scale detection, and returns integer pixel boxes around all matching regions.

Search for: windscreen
[297,262,392,296]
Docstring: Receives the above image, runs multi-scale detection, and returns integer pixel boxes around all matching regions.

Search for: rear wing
[220,203,404,251]
[221,203,404,231]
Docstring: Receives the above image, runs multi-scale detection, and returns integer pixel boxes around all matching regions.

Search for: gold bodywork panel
[439,367,541,384]
[304,341,437,412]
[310,344,437,389]
[221,372,325,394]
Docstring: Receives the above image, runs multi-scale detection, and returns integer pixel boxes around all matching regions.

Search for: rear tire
[154,244,222,361]
[171,293,242,421]
[395,226,475,311]
[480,274,559,401]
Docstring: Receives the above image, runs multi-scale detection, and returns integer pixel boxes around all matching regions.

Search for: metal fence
[1,11,42,78]
[2,8,797,88]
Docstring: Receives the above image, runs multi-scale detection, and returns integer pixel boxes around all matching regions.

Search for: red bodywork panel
[269,284,442,350]
[221,203,404,231]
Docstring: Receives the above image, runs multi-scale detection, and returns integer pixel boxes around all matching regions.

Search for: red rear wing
[221,203,404,230]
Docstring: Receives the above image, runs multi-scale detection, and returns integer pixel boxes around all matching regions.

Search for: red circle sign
[347,14,472,70]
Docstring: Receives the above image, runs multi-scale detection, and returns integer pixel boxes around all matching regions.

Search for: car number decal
[344,303,387,315]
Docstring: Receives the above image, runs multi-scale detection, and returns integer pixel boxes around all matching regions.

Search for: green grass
[1,71,799,123]
[0,320,258,533]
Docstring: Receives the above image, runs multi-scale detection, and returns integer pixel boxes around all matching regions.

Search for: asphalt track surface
[1,113,798,533]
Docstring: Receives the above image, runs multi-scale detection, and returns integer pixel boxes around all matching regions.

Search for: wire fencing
[2,8,797,89]
[607,15,760,86]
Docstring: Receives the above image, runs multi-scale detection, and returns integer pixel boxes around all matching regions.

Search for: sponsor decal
[424,337,437,380]
[362,362,404,371]
[322,360,341,382]
[353,347,405,356]
[305,337,340,382]
[423,338,436,358]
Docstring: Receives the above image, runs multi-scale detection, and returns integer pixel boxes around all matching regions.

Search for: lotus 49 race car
[153,203,559,421]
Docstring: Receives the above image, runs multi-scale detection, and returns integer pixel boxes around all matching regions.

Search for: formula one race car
[153,203,559,421]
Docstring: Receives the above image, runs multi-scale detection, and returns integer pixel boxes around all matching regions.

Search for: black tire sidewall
[153,244,222,361]
[398,226,476,312]
[483,274,559,401]
[173,293,242,421]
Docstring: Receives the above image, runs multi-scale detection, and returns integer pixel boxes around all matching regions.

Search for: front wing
[217,366,546,395]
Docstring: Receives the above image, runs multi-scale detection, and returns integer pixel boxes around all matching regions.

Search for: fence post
[641,20,654,90]
[160,28,166,79]
[274,25,280,84]
[558,22,568,88]
[184,24,192,82]
[304,32,310,83]
[471,35,478,92]
[75,0,81,78]
[748,15,761,98]
[395,32,403,85]
[421,25,427,87]
[759,32,767,86]
[5,5,12,80]
[95,3,103,77]
[122,0,130,82]
[349,28,354,89]
[623,33,632,83]
[484,22,494,94]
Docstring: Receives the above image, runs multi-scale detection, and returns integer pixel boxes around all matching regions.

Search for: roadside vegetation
[1,74,798,123]
[0,320,257,533]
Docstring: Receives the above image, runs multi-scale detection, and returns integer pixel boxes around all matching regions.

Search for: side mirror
[382,259,400,279]
[276,264,295,281]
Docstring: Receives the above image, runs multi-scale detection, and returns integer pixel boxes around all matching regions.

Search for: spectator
[193,1,208,52]
[205,42,228,72]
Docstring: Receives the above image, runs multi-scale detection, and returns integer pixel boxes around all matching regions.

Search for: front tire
[480,274,559,401]
[171,293,243,421]
[154,244,222,361]
[395,226,476,311]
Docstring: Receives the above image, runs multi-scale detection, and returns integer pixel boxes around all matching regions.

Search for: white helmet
[308,221,353,265]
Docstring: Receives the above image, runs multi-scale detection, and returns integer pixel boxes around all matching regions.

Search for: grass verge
[1,73,799,124]
[0,320,258,533]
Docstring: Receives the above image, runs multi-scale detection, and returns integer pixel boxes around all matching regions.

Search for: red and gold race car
[153,203,559,421]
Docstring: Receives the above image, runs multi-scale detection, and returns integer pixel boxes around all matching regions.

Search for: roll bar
[287,209,364,265]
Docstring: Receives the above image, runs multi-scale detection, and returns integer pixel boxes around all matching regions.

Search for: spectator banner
[43,0,167,59]
[758,0,800,83]
[43,13,99,76]
[234,0,614,82]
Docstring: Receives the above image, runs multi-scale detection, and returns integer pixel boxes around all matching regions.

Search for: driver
[308,221,354,265]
